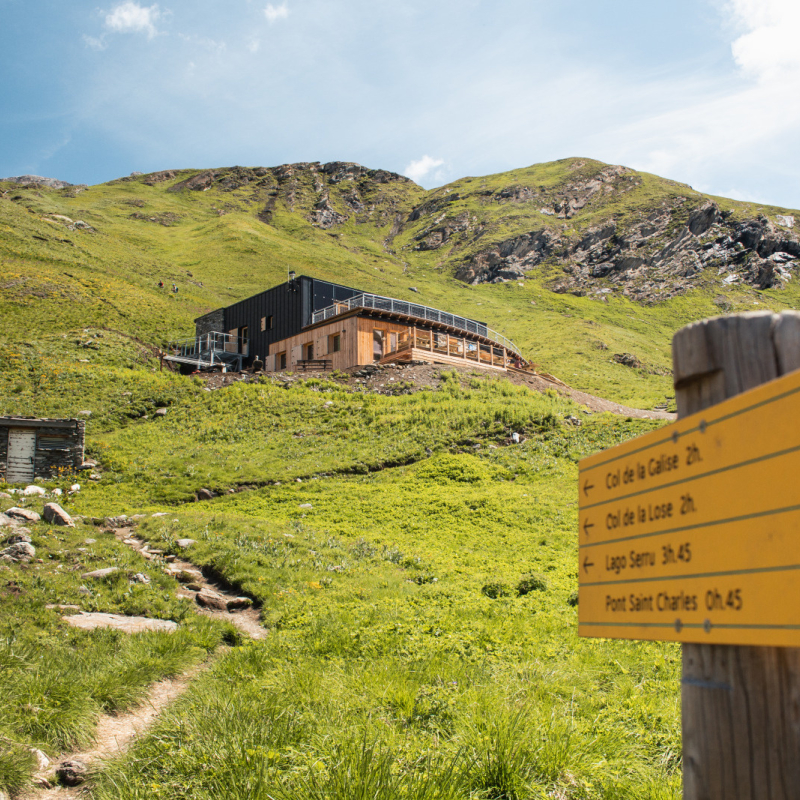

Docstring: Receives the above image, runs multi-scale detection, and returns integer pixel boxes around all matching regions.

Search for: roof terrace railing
[311,293,521,356]
[162,331,243,370]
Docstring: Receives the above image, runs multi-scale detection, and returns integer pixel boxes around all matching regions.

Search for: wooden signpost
[578,311,800,799]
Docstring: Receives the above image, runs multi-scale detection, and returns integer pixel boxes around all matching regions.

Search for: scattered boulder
[81,567,119,579]
[176,538,196,549]
[31,748,50,772]
[104,515,129,528]
[69,484,81,493]
[195,587,228,611]
[1,542,36,562]
[165,566,202,583]
[23,485,46,497]
[0,513,14,526]
[77,410,92,418]
[155,407,168,416]
[62,612,177,633]
[56,759,88,786]
[612,353,643,369]
[299,503,313,509]
[43,502,75,527]
[0,492,12,499]
[3,530,32,544]
[5,507,41,523]
[130,573,150,584]
[196,488,216,500]
[226,596,253,611]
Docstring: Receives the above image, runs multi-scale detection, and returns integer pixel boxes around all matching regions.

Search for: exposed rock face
[308,195,348,229]
[454,201,800,301]
[161,162,414,232]
[1,174,73,189]
[454,230,558,283]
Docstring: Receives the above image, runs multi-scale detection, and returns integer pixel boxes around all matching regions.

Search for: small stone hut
[0,417,85,484]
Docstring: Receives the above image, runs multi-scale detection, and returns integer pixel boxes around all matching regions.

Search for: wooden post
[673,311,800,800]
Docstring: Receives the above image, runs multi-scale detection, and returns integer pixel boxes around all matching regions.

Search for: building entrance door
[7,429,36,483]
[373,330,384,362]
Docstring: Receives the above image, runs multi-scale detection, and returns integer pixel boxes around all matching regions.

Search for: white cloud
[247,38,261,53]
[264,3,289,23]
[105,2,162,39]
[83,34,108,51]
[726,0,800,81]
[404,155,444,184]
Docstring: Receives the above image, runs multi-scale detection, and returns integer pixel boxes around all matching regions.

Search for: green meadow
[2,360,679,798]
[2,158,799,796]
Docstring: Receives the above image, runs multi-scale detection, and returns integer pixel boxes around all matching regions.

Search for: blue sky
[2,0,799,208]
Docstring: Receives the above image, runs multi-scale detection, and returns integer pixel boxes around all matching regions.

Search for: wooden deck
[380,347,507,371]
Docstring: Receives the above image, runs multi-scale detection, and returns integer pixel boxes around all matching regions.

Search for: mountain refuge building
[166,275,525,373]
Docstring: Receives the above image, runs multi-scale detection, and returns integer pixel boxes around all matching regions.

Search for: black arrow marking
[583,480,594,497]
[582,556,595,574]
[583,519,594,537]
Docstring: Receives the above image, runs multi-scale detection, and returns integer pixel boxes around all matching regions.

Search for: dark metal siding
[223,280,305,363]
[220,277,363,364]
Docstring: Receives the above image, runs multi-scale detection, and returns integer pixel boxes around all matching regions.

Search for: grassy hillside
[2,366,675,798]
[2,158,799,796]
[3,159,799,408]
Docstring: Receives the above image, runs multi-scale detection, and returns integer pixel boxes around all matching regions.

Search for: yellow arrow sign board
[578,367,800,647]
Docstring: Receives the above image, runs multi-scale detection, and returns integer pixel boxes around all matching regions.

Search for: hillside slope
[2,158,799,408]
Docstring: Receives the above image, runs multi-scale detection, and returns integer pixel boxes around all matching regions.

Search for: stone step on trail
[111,527,266,639]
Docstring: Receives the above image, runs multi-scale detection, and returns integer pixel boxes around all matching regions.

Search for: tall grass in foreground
[91,643,680,800]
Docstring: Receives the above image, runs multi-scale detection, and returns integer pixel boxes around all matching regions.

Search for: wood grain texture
[673,313,800,800]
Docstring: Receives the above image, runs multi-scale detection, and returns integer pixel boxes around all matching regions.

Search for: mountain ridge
[2,156,799,408]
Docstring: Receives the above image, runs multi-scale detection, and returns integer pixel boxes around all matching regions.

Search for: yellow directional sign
[578,367,800,646]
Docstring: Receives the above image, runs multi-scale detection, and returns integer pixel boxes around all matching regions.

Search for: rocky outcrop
[1,175,73,189]
[454,230,559,283]
[455,200,800,301]
[308,195,348,229]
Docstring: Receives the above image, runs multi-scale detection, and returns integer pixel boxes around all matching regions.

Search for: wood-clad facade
[195,276,520,374]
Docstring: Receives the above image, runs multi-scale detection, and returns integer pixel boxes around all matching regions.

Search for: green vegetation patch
[0,508,237,794]
[86,414,679,799]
